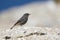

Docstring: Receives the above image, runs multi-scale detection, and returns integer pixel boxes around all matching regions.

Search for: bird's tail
[10,24,16,29]
[10,26,14,29]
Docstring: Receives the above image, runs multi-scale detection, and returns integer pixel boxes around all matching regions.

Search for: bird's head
[24,13,30,16]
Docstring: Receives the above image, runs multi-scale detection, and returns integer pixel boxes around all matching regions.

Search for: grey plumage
[10,13,30,29]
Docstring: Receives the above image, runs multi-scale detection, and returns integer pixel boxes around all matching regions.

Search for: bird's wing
[20,17,28,25]
[14,19,21,25]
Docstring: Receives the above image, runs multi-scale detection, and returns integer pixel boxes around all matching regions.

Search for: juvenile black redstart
[10,13,30,29]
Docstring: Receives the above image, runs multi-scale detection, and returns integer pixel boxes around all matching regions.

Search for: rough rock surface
[0,27,60,40]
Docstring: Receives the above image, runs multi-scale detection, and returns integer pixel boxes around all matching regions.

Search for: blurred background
[0,0,60,31]
[0,0,48,11]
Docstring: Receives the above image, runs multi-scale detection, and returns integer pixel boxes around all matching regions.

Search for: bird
[10,13,30,29]
[4,36,11,40]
